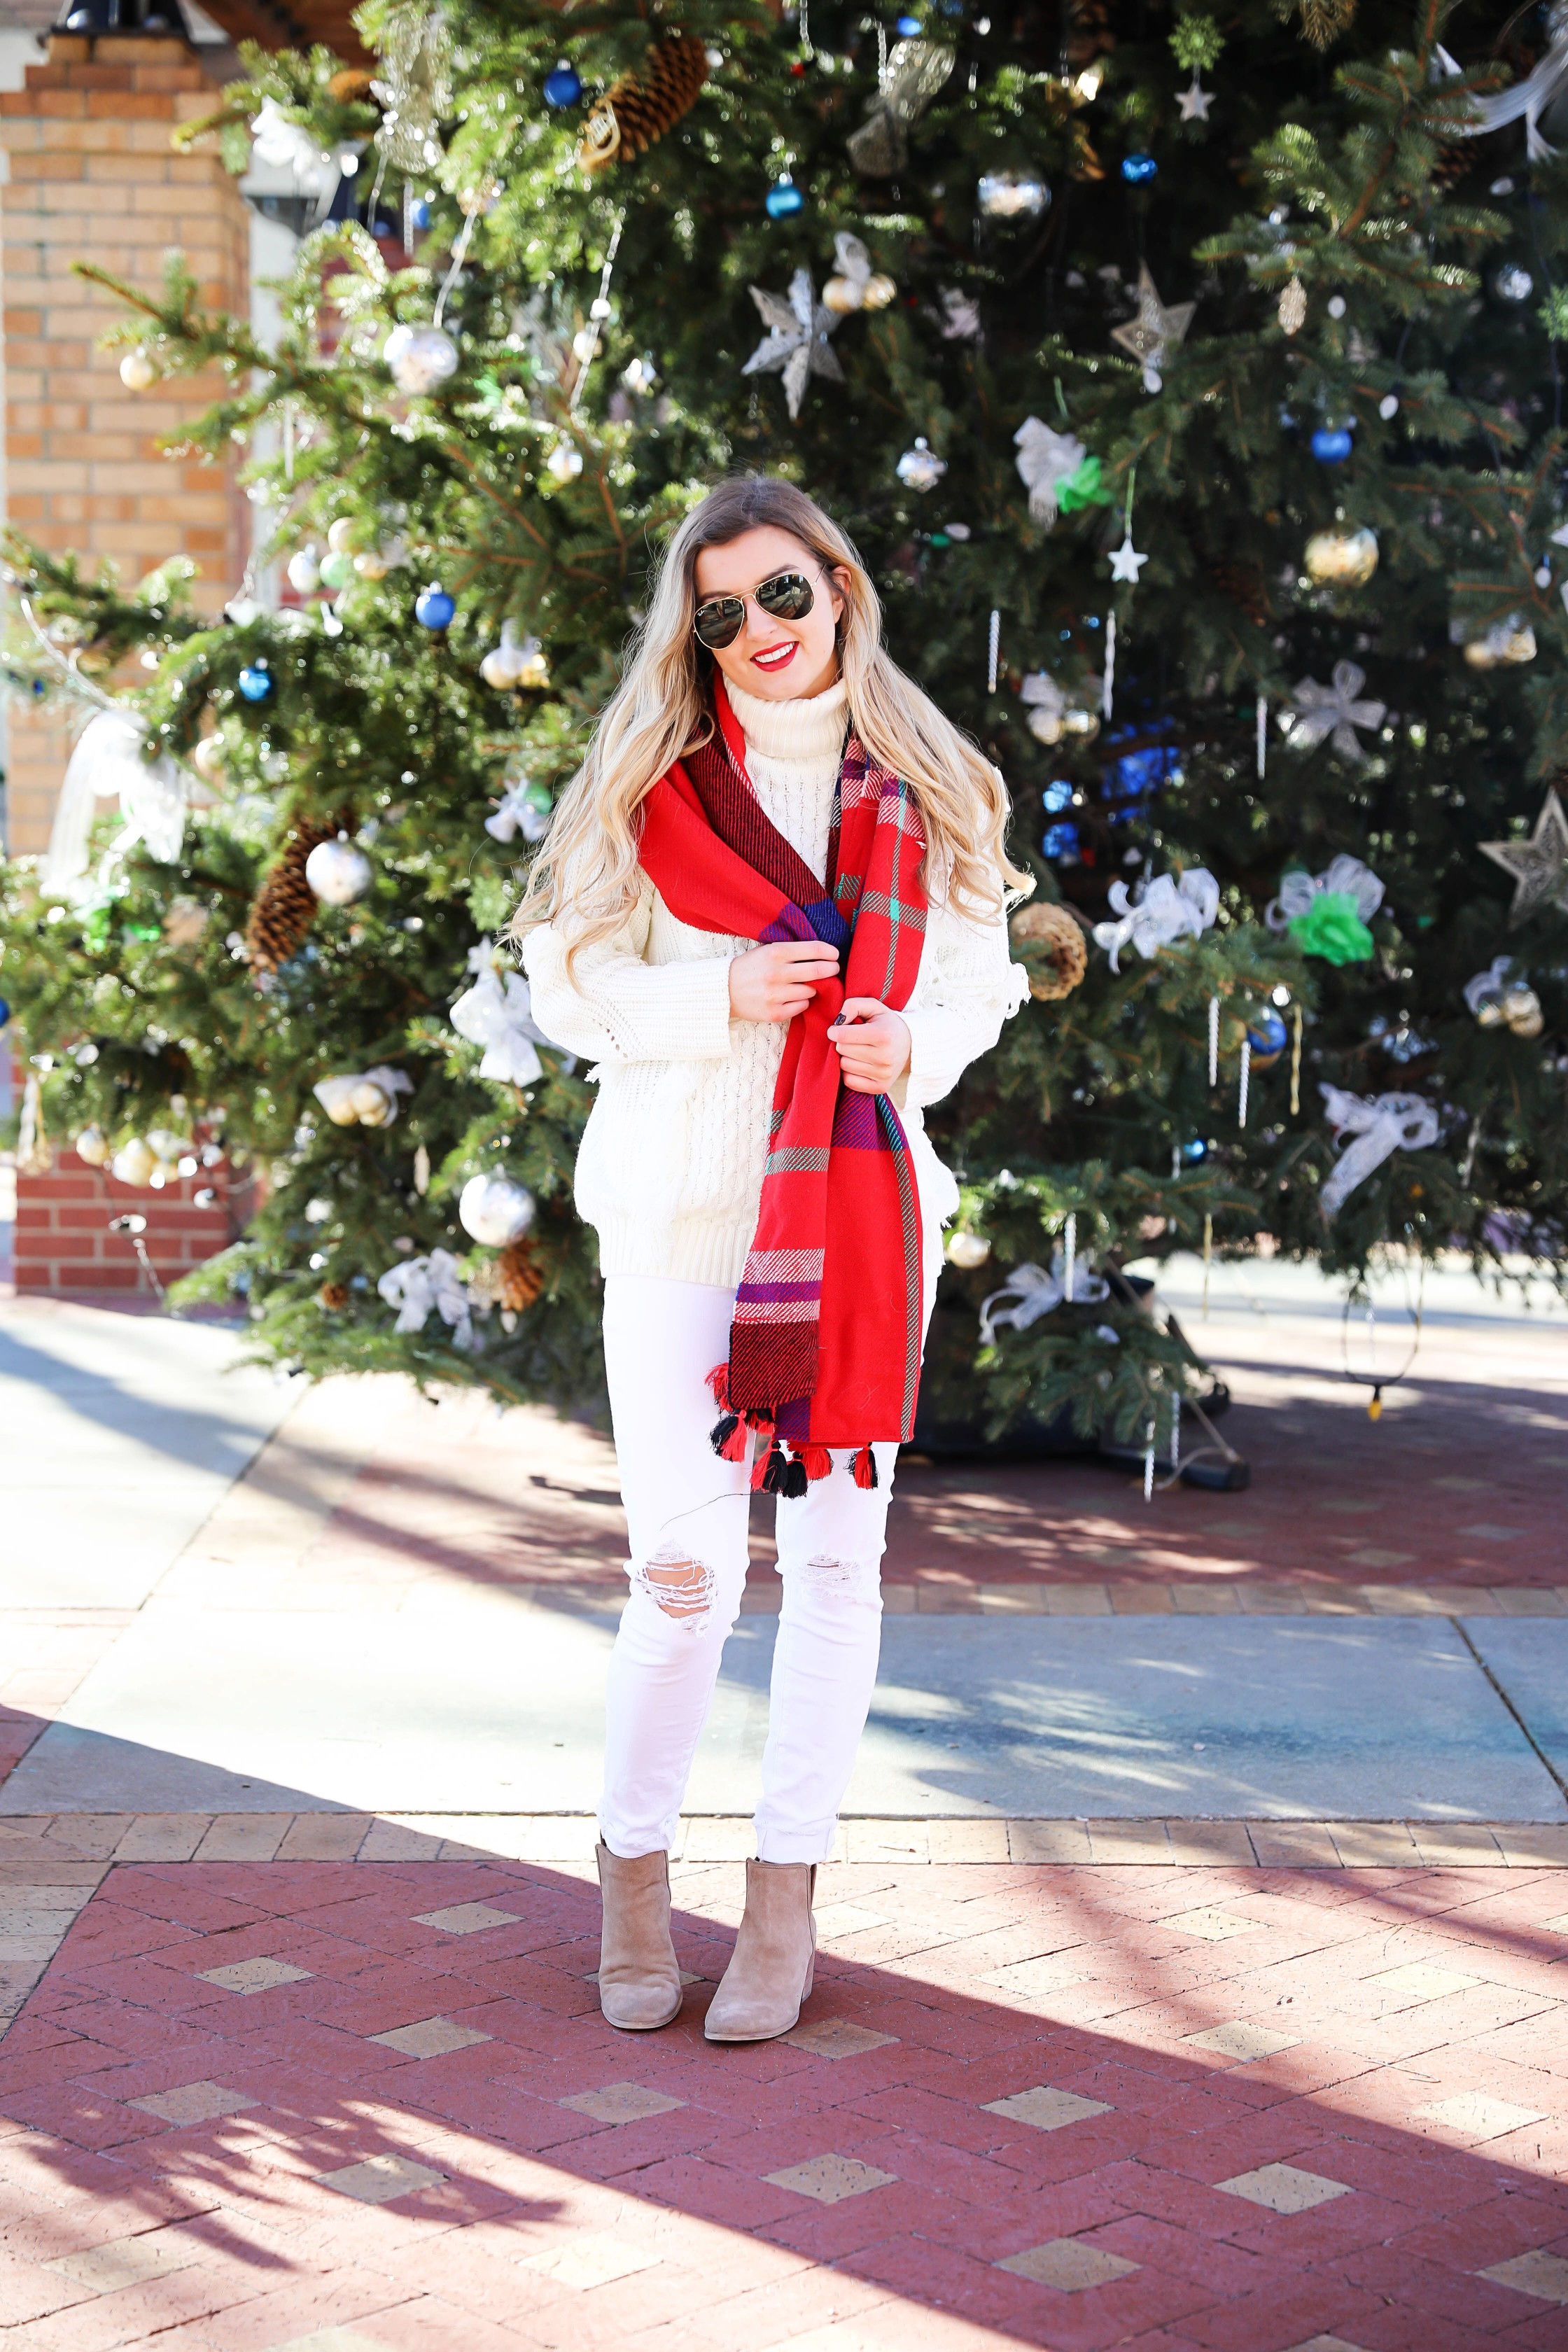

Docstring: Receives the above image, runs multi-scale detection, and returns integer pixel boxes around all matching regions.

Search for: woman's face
[692,524,850,703]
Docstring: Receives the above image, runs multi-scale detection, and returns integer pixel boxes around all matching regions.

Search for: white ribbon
[1287,661,1386,761]
[1265,853,1384,933]
[449,946,556,1086]
[1450,31,1568,160]
[1319,1084,1440,1218]
[251,98,328,179]
[1092,868,1219,972]
[41,710,186,895]
[377,1247,476,1350]
[484,778,548,844]
[979,1248,1110,1344]
[1014,416,1088,526]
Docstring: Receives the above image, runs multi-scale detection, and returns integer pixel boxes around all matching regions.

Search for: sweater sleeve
[899,895,1030,1111]
[522,877,736,1065]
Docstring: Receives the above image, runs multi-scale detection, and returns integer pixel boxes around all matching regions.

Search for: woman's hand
[728,939,841,1022]
[830,997,912,1094]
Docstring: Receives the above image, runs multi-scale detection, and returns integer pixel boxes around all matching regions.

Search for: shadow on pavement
[1,1842,1565,2347]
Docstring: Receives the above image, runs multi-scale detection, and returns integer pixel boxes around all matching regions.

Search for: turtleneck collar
[724,675,848,765]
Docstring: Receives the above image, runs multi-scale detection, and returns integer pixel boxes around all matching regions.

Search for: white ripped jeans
[599,1274,923,1866]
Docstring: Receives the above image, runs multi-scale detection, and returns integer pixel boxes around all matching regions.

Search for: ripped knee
[791,1553,883,1604]
[634,1546,716,1625]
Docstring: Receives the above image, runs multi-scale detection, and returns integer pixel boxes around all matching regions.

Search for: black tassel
[709,1410,746,1462]
[759,1440,790,1494]
[779,1453,810,1499]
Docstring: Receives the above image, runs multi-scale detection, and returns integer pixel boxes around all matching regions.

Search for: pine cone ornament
[245,817,341,976]
[496,1236,545,1312]
[1010,902,1088,1002]
[578,34,708,174]
[318,1280,351,1311]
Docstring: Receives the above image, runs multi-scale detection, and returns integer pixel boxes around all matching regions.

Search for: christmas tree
[2,0,1564,1453]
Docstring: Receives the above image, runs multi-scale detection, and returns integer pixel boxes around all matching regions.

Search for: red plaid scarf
[636,680,927,1492]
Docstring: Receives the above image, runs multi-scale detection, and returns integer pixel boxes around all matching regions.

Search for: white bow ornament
[484,778,550,845]
[979,1250,1110,1344]
[1093,869,1219,972]
[1265,853,1385,932]
[449,946,557,1086]
[1287,662,1386,762]
[41,710,187,896]
[377,1247,476,1350]
[1014,416,1088,526]
[1318,1084,1440,1218]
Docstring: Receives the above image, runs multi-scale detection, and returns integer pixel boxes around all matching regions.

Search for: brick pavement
[1,1846,1567,2349]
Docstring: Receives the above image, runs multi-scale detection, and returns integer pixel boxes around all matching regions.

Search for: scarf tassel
[799,1443,834,1483]
[852,1442,879,1490]
[756,1438,810,1499]
[709,1410,750,1464]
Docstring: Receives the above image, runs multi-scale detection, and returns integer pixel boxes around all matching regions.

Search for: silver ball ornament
[119,349,158,391]
[384,322,460,396]
[304,836,373,906]
[459,1171,537,1247]
[946,1231,992,1269]
[977,170,1049,220]
[286,547,322,594]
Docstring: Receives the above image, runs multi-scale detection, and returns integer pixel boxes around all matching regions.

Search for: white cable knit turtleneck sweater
[524,677,1028,1288]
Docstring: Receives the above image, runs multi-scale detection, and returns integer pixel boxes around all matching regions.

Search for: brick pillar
[0,29,251,857]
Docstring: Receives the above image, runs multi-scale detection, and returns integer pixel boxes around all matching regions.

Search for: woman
[515,476,1028,2043]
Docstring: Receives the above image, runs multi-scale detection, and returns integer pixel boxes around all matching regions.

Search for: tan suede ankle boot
[596,1842,683,2031]
[704,1859,816,2043]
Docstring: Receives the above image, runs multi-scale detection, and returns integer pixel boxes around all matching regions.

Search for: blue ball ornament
[237,664,272,703]
[0,996,10,1030]
[1245,1007,1289,1060]
[410,196,432,230]
[765,174,805,220]
[895,13,922,30]
[414,585,456,631]
[1310,426,1353,463]
[543,61,582,107]
[1121,153,1158,184]
[1182,1137,1208,1163]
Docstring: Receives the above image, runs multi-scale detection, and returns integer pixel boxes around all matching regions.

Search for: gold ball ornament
[1009,901,1088,1001]
[1501,984,1544,1037]
[74,1125,111,1168]
[349,1078,396,1126]
[111,1136,158,1186]
[862,272,898,309]
[354,550,392,580]
[822,276,862,315]
[119,349,158,392]
[1303,526,1379,587]
[946,1230,993,1269]
[1465,619,1537,669]
[192,735,227,786]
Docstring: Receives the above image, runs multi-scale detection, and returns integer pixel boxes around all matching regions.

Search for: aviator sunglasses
[692,569,820,651]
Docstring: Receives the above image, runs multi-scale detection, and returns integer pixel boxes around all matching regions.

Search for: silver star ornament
[1288,660,1387,762]
[1109,264,1197,389]
[1109,536,1149,582]
[742,270,846,421]
[1480,787,1568,925]
[1177,74,1212,120]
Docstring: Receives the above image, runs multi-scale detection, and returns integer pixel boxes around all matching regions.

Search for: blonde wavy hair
[510,478,1030,956]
